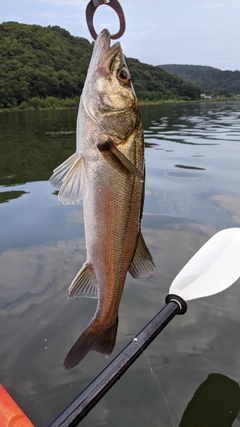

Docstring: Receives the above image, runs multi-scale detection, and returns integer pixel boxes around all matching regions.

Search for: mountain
[159,64,240,95]
[0,22,200,109]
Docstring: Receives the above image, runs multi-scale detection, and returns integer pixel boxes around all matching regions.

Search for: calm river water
[0,101,240,427]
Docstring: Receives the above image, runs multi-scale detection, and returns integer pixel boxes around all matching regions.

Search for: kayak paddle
[49,227,240,427]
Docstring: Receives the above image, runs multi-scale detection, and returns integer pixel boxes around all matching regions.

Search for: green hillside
[0,22,200,109]
[159,64,240,95]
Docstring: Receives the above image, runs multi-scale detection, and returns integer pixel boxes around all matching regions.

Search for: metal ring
[165,294,188,315]
[86,0,126,40]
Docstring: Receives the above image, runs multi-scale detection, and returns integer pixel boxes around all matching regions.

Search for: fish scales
[49,29,155,369]
[84,109,143,319]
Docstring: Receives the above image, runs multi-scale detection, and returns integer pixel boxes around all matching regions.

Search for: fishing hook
[86,0,126,40]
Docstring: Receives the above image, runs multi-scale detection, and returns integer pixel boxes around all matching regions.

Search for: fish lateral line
[97,138,144,180]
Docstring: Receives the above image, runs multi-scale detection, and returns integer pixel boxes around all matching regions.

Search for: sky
[1,0,240,71]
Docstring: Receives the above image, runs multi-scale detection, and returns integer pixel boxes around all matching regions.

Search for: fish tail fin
[64,317,118,370]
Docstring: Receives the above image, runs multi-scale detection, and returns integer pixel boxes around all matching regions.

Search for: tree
[0,22,201,108]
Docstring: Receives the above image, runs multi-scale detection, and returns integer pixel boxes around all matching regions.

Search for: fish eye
[117,67,131,85]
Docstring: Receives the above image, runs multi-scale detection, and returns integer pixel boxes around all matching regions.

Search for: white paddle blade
[169,228,240,301]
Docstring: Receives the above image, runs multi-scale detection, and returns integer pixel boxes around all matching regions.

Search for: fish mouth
[91,28,122,75]
[94,28,112,53]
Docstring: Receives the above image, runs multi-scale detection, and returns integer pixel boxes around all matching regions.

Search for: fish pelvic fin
[49,153,87,204]
[68,263,98,298]
[64,317,118,369]
[97,139,144,181]
[129,231,156,278]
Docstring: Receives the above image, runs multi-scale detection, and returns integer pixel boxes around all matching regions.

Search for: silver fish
[49,29,155,369]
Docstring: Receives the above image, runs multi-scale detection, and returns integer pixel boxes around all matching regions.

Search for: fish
[49,28,155,369]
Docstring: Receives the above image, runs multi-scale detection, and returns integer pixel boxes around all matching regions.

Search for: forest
[160,64,240,95]
[0,22,200,109]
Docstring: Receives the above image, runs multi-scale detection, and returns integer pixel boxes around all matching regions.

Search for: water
[0,102,240,426]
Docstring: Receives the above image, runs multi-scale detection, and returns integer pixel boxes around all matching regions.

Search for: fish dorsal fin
[49,153,79,189]
[57,154,87,204]
[129,231,156,278]
[68,263,98,298]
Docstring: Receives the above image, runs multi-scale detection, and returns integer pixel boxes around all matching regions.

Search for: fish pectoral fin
[49,153,79,189]
[68,263,98,298]
[97,139,144,180]
[57,154,87,204]
[129,231,156,278]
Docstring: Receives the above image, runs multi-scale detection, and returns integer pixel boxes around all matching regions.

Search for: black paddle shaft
[49,295,187,427]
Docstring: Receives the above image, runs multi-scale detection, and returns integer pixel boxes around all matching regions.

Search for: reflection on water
[0,190,29,204]
[179,373,240,427]
[0,101,240,426]
[174,164,206,171]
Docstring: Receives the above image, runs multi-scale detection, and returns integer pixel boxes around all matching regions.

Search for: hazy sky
[1,0,240,71]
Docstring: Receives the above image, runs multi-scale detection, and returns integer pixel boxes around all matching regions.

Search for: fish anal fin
[68,263,98,298]
[129,231,156,279]
[58,155,87,204]
[49,152,79,189]
[64,317,118,369]
[97,139,144,181]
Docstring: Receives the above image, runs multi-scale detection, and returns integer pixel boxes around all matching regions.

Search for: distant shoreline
[0,97,239,114]
[139,97,240,106]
